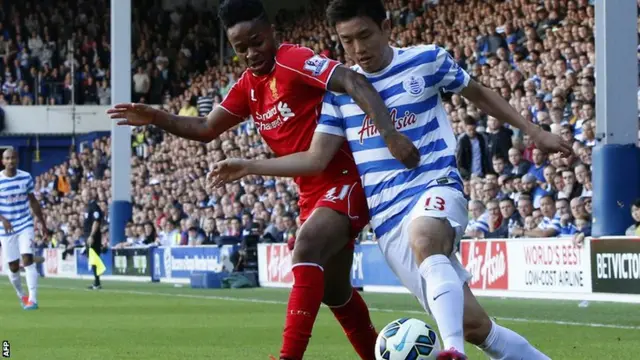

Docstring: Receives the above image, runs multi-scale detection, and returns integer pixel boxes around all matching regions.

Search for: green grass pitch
[1,278,639,359]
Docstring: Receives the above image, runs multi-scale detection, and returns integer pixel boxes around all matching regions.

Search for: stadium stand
[5,0,633,250]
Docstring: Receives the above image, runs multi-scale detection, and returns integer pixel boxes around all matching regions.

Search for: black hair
[462,115,476,126]
[326,0,387,27]
[218,0,268,29]
[500,197,515,206]
[540,194,555,204]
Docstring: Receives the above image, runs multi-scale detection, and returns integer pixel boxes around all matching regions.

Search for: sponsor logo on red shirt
[255,102,296,132]
[461,240,508,290]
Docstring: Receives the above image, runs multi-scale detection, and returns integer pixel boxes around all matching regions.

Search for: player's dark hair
[218,0,268,29]
[326,0,387,28]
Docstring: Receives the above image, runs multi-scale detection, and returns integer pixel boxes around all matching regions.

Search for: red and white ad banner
[460,238,592,293]
[43,248,77,278]
[258,243,294,288]
[460,239,509,290]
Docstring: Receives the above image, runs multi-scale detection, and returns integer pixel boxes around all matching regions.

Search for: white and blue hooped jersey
[0,169,35,234]
[316,45,469,240]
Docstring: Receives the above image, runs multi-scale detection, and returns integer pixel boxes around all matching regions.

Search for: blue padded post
[592,144,640,236]
[109,200,132,246]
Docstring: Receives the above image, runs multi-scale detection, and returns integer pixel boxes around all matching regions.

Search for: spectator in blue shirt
[527,148,548,183]
[521,173,548,208]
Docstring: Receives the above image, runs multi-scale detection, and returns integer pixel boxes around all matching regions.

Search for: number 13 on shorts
[425,196,446,211]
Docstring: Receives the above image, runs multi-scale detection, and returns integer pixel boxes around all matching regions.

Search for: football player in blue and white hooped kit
[208,0,573,358]
[0,148,47,310]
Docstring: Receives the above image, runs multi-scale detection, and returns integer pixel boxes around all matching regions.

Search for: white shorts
[376,186,471,314]
[0,227,35,264]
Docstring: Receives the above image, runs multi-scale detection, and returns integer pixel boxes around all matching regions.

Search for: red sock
[280,264,325,360]
[330,288,378,360]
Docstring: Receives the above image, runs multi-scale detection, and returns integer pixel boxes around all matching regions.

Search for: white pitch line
[38,284,640,331]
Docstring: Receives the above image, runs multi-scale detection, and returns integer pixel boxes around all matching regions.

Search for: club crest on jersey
[358,108,418,144]
[303,55,329,77]
[403,75,426,97]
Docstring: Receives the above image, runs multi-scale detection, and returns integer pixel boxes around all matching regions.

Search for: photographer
[231,222,261,272]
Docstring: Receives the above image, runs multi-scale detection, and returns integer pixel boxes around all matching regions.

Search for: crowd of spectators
[13,0,640,251]
[0,0,233,107]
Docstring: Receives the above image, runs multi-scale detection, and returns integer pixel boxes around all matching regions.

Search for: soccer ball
[375,318,442,360]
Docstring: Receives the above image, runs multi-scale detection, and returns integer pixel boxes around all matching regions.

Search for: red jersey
[220,44,360,198]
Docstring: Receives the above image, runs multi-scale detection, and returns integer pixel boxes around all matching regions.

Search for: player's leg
[323,247,377,360]
[461,284,550,360]
[19,228,39,309]
[407,187,469,355]
[1,235,28,305]
[279,207,351,360]
[408,216,466,354]
[90,243,102,289]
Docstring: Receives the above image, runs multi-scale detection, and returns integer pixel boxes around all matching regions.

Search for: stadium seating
[6,0,621,248]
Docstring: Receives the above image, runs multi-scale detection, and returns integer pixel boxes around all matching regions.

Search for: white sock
[24,263,39,303]
[8,271,25,298]
[479,321,551,360]
[419,254,465,353]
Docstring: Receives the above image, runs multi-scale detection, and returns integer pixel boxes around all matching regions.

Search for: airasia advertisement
[459,240,509,290]
[258,243,367,288]
[459,238,591,293]
[258,239,592,295]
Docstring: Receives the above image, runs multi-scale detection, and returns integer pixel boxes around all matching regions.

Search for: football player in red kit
[107,1,419,359]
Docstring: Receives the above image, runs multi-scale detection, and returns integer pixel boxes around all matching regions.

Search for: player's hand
[106,103,159,126]
[39,226,49,242]
[382,131,420,169]
[530,127,573,158]
[207,159,251,188]
[1,218,13,234]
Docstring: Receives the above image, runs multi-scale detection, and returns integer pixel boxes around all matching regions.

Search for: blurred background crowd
[3,0,640,251]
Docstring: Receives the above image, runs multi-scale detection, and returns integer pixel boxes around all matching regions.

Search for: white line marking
[37,285,640,331]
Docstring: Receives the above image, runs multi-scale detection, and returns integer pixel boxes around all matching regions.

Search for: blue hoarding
[151,245,237,280]
[358,243,404,287]
[75,248,113,276]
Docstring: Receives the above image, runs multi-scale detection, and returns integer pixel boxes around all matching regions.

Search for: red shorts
[295,180,370,249]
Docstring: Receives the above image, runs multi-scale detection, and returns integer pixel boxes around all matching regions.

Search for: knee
[8,261,20,273]
[409,218,455,262]
[22,254,34,267]
[322,285,352,307]
[463,313,492,346]
[292,226,326,265]
[409,231,453,263]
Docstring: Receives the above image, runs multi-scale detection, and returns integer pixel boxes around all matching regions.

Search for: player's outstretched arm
[460,79,573,156]
[208,132,343,188]
[107,104,243,143]
[327,66,420,168]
